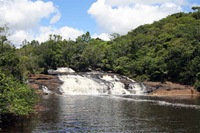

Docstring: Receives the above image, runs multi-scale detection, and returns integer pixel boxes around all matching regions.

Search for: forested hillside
[125,11,200,84]
[17,9,200,89]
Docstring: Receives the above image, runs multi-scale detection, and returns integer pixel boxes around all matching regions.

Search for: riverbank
[144,81,200,96]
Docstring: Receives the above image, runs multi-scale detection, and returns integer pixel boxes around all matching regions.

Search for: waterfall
[59,75,105,95]
[128,82,146,95]
[58,72,146,95]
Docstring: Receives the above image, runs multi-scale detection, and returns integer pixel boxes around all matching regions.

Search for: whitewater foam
[58,73,145,95]
[59,75,105,95]
[110,96,200,109]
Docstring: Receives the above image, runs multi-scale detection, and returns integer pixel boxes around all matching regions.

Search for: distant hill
[110,10,200,86]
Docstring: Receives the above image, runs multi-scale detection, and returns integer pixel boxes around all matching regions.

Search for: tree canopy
[15,9,200,89]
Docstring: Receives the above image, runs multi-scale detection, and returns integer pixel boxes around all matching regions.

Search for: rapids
[58,72,146,95]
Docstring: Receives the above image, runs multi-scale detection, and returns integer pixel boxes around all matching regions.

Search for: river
[2,94,200,133]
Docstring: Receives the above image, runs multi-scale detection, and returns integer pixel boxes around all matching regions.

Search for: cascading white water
[58,73,146,95]
[106,82,131,95]
[128,82,146,95]
[59,75,106,95]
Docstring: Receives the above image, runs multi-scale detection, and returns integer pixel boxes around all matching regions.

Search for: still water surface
[3,95,200,133]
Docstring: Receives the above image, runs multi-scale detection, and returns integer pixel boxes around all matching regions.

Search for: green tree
[0,70,37,116]
[0,26,38,122]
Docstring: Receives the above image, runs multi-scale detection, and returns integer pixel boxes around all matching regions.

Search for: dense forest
[1,8,200,121]
[17,9,200,88]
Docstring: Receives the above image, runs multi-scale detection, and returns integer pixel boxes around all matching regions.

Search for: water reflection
[2,95,200,133]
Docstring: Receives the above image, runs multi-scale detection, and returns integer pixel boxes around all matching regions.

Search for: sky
[0,0,200,47]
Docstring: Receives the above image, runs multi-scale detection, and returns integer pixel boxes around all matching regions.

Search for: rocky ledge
[144,81,200,96]
[28,74,63,94]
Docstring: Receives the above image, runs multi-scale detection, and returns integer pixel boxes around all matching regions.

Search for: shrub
[0,70,38,116]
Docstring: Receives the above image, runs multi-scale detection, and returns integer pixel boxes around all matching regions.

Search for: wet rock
[28,74,63,94]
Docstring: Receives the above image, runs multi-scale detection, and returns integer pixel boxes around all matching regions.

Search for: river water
[2,94,200,133]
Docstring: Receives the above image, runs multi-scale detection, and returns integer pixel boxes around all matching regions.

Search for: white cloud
[9,30,34,47]
[0,0,60,30]
[50,12,61,24]
[0,0,64,47]
[35,26,84,42]
[92,33,110,41]
[0,0,85,47]
[105,0,188,6]
[88,0,182,34]
[8,26,84,48]
[0,0,7,3]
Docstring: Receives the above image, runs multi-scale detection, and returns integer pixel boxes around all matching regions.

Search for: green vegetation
[1,8,200,121]
[0,70,37,115]
[15,9,200,91]
[0,26,38,125]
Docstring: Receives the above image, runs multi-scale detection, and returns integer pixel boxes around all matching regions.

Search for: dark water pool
[2,95,200,133]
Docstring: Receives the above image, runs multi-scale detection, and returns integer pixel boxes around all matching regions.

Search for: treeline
[1,8,200,119]
[18,10,200,90]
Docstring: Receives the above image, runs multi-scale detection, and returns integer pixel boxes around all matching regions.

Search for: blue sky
[41,0,97,33]
[0,0,200,47]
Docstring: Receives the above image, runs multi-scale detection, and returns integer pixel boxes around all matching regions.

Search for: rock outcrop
[144,81,199,96]
[28,74,63,94]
